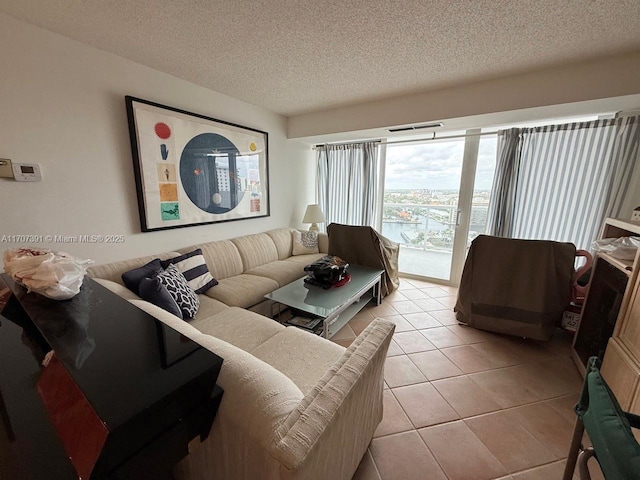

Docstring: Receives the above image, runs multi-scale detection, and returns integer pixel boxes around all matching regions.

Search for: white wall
[0,14,314,265]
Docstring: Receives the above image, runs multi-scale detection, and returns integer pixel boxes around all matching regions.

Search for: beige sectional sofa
[87,227,395,480]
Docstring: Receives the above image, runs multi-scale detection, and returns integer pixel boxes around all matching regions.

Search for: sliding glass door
[381,132,497,284]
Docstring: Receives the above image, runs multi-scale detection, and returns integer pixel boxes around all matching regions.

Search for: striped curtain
[316,142,380,229]
[487,117,640,250]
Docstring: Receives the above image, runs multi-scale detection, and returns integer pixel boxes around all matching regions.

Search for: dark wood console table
[0,274,223,480]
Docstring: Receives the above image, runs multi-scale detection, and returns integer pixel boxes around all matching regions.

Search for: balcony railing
[381,203,489,252]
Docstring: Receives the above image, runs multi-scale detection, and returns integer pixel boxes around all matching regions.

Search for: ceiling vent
[388,122,443,133]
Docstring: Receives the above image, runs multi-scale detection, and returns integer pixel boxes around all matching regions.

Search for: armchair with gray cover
[326,223,400,297]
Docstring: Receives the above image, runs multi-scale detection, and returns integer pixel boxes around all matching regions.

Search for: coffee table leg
[376,276,382,305]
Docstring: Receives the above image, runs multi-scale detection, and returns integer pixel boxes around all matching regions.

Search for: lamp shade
[302,204,326,224]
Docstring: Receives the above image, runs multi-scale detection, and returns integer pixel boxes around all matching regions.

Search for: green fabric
[575,357,640,479]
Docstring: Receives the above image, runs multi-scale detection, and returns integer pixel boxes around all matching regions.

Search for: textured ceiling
[1,0,640,116]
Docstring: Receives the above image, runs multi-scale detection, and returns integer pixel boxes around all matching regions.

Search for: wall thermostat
[12,163,42,182]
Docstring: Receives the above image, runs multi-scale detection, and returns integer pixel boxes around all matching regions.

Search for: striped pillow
[161,249,218,294]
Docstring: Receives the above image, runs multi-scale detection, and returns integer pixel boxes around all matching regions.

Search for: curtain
[316,141,380,228]
[486,128,521,237]
[487,117,640,250]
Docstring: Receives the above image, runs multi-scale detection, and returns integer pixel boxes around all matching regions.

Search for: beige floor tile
[397,281,417,291]
[386,339,404,357]
[544,393,580,424]
[438,285,459,296]
[468,367,541,408]
[352,449,381,480]
[440,345,499,373]
[419,326,467,348]
[400,288,430,300]
[511,460,582,480]
[432,375,502,417]
[352,308,375,322]
[506,360,582,400]
[367,302,399,317]
[429,309,459,326]
[500,336,561,364]
[384,355,427,387]
[505,402,575,459]
[447,324,503,343]
[389,300,422,315]
[421,287,451,298]
[393,331,436,354]
[383,291,408,303]
[333,323,357,340]
[436,295,457,308]
[465,411,556,473]
[349,312,375,336]
[408,350,463,380]
[420,421,507,480]
[370,431,447,480]
[374,390,414,437]
[403,312,441,329]
[471,340,525,368]
[392,382,459,428]
[403,278,442,289]
[411,297,449,312]
[379,314,415,332]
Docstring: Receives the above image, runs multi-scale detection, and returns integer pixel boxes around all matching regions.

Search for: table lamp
[302,204,326,232]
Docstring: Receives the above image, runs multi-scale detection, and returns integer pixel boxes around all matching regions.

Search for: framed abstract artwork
[125,96,270,232]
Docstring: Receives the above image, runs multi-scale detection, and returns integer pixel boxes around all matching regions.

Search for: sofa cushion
[179,240,243,280]
[282,253,326,272]
[191,307,283,352]
[266,228,295,260]
[194,295,230,320]
[231,233,279,270]
[138,276,183,319]
[205,274,279,308]
[251,327,345,395]
[86,251,181,284]
[246,257,320,287]
[161,249,218,293]
[156,265,200,319]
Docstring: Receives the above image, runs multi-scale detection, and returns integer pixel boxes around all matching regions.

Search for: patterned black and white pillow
[161,249,218,294]
[156,264,200,319]
[292,230,319,255]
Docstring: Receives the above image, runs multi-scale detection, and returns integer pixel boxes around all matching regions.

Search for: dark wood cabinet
[0,275,223,480]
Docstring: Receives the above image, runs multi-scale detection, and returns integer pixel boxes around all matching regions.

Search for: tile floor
[329,277,604,480]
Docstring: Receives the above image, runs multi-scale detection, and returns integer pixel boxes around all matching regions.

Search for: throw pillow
[161,249,218,293]
[138,276,183,319]
[121,258,163,296]
[292,230,319,255]
[156,264,200,319]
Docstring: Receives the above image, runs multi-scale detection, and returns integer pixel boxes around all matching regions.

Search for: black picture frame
[125,96,270,232]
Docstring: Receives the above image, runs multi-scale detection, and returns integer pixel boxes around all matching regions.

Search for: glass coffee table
[265,265,384,339]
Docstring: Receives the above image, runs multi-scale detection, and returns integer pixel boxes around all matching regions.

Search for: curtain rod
[313,130,498,149]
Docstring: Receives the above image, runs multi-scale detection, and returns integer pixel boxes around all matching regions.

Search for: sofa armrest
[272,319,394,478]
[318,232,328,254]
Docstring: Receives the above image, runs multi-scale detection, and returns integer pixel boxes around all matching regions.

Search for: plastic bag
[3,247,94,300]
[591,236,640,261]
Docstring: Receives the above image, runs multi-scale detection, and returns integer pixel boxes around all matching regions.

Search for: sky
[384,136,497,191]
